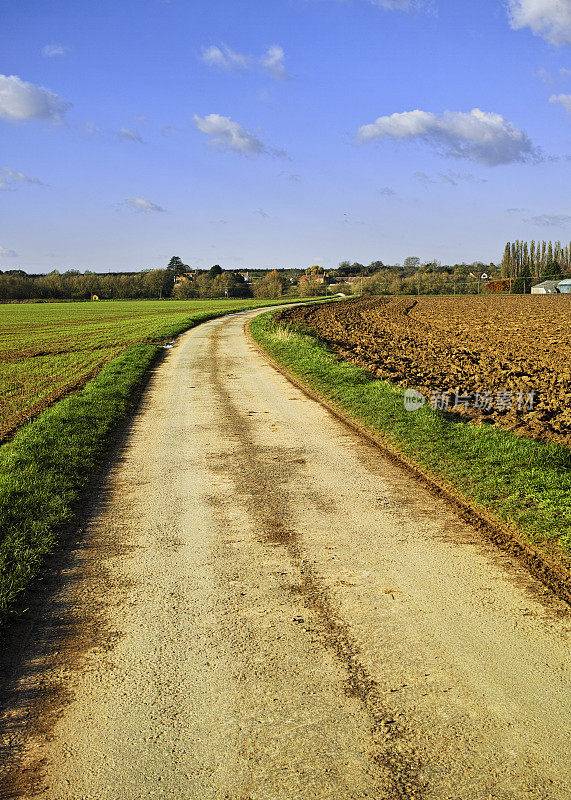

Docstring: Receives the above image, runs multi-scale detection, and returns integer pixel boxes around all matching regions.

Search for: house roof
[532,280,561,289]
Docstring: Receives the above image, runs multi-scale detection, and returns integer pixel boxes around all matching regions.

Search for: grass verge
[0,300,314,622]
[250,313,571,561]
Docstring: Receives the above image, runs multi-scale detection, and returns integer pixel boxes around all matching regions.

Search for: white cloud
[201,45,250,71]
[261,46,290,80]
[124,197,165,213]
[118,127,144,143]
[194,113,277,156]
[42,44,66,57]
[201,44,290,81]
[0,74,71,123]
[0,167,44,190]
[538,66,571,82]
[525,212,571,226]
[0,245,18,258]
[379,186,396,195]
[356,108,538,165]
[507,0,571,45]
[256,208,270,219]
[549,92,571,112]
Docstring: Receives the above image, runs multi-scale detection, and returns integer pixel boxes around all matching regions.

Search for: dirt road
[1,308,570,799]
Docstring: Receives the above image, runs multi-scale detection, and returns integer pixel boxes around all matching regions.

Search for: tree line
[500,240,569,279]
[0,260,296,302]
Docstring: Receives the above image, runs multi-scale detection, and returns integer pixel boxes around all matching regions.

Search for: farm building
[557,278,571,293]
[531,280,562,294]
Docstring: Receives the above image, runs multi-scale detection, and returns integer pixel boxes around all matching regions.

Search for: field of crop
[0,298,289,444]
[276,295,571,447]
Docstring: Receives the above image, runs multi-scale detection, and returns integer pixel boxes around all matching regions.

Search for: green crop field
[0,298,293,443]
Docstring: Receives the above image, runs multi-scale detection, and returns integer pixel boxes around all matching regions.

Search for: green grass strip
[0,301,309,621]
[251,312,571,556]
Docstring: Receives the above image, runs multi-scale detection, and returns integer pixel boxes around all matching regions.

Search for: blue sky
[1,0,571,272]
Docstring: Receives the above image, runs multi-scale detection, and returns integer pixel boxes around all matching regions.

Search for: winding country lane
[1,308,569,799]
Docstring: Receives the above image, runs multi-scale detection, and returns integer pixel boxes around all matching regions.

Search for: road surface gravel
[0,308,569,799]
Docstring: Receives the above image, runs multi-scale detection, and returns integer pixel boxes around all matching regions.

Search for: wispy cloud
[42,44,66,57]
[368,0,430,9]
[357,108,539,166]
[413,170,484,187]
[261,46,290,80]
[439,170,483,186]
[194,113,285,157]
[85,121,102,135]
[379,186,396,196]
[118,127,144,143]
[201,44,290,80]
[201,45,251,71]
[505,207,529,214]
[414,171,436,186]
[282,172,301,182]
[507,0,571,46]
[549,93,571,113]
[0,167,45,190]
[315,0,434,13]
[161,124,183,136]
[124,197,165,213]
[525,213,571,227]
[537,66,571,83]
[0,245,18,258]
[0,74,71,123]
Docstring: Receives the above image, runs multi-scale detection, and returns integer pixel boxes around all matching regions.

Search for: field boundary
[246,317,571,606]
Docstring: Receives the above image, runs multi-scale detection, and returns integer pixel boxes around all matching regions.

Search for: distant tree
[336,260,352,277]
[208,264,223,278]
[544,260,562,279]
[253,270,286,298]
[403,256,420,271]
[530,240,537,277]
[167,256,186,280]
[172,278,198,299]
[143,269,173,298]
[500,243,511,278]
[299,278,325,297]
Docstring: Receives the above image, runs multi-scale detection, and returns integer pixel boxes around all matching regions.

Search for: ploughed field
[0,298,281,444]
[276,295,571,447]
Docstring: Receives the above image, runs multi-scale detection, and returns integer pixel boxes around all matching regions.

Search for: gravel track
[0,308,569,799]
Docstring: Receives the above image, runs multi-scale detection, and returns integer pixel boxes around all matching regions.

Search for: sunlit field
[0,298,291,442]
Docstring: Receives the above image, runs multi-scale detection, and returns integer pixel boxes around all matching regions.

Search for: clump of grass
[251,314,571,555]
[270,324,297,342]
